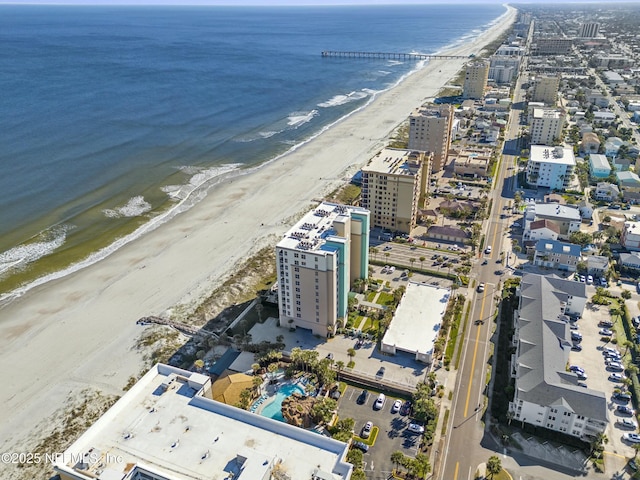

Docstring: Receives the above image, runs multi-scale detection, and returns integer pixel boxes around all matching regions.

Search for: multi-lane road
[438,61,528,479]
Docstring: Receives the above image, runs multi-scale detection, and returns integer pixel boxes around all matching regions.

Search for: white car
[391,399,402,414]
[618,418,638,430]
[485,246,492,254]
[610,373,627,382]
[362,421,373,439]
[408,423,425,434]
[623,433,640,444]
[373,393,385,410]
[512,222,521,227]
[477,282,485,293]
[587,275,594,284]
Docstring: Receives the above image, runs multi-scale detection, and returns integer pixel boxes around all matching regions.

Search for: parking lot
[337,385,421,477]
[568,292,637,457]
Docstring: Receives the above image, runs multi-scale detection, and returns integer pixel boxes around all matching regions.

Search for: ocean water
[0,3,505,300]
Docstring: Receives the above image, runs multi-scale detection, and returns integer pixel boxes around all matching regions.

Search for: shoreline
[0,4,517,470]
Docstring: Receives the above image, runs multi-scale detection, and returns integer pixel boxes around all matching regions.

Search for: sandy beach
[0,5,516,473]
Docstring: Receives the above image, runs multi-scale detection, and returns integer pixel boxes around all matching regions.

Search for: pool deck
[252,378,310,416]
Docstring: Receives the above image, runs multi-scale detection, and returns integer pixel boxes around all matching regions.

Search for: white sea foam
[377,70,391,76]
[163,164,242,201]
[0,226,68,277]
[287,110,318,128]
[103,196,152,218]
[317,91,368,108]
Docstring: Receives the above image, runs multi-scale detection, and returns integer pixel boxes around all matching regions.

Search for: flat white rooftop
[382,282,449,356]
[54,364,351,480]
[277,201,366,253]
[530,145,576,166]
[531,202,582,221]
[362,148,421,176]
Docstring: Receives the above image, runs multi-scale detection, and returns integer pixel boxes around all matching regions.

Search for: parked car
[623,433,640,444]
[373,393,385,410]
[599,329,614,337]
[603,347,620,356]
[614,392,632,402]
[400,400,412,416]
[477,283,485,293]
[569,365,584,373]
[579,275,586,283]
[362,421,373,438]
[607,362,624,372]
[598,320,613,328]
[618,418,638,430]
[391,399,402,414]
[408,423,425,434]
[376,367,386,378]
[571,344,583,352]
[352,441,369,453]
[485,246,492,254]
[587,275,594,284]
[357,390,369,405]
[610,373,627,382]
[617,405,635,416]
[571,332,583,342]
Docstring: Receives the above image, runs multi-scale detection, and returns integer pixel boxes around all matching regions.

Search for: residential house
[621,221,640,251]
[523,202,582,240]
[580,132,600,154]
[619,252,640,271]
[616,171,640,202]
[533,239,582,271]
[509,274,607,441]
[613,157,632,172]
[524,219,560,242]
[605,137,625,157]
[593,182,620,202]
[593,111,616,125]
[588,154,611,179]
[586,255,609,277]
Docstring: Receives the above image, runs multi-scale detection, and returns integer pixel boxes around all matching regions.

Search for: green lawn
[376,292,395,305]
[366,291,378,302]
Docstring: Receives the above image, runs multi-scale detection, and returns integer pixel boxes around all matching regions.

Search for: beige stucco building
[408,104,453,172]
[530,75,560,105]
[463,60,489,100]
[530,108,565,145]
[361,148,429,234]
[451,147,491,178]
[276,202,369,337]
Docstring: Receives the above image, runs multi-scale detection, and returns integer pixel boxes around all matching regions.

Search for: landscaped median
[353,425,379,446]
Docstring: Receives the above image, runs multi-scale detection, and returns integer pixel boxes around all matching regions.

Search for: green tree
[350,468,366,480]
[622,289,632,300]
[311,397,337,424]
[391,451,406,474]
[347,348,356,360]
[411,382,438,423]
[419,256,426,270]
[346,448,364,469]
[335,360,345,379]
[267,362,279,382]
[486,455,502,478]
[569,231,593,248]
[409,453,431,478]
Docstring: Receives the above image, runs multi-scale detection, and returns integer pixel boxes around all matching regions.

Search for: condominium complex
[530,108,565,145]
[489,56,521,84]
[408,104,453,172]
[509,274,607,440]
[276,202,369,337]
[532,37,573,55]
[54,364,353,480]
[451,147,491,178]
[530,75,560,105]
[361,148,429,234]
[462,60,489,100]
[526,145,575,190]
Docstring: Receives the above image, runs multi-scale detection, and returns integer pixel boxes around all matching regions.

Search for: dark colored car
[400,400,412,416]
[352,441,369,453]
[357,390,369,405]
[614,392,632,402]
[376,367,386,378]
[617,405,635,416]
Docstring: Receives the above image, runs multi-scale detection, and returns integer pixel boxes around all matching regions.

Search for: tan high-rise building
[361,148,429,234]
[462,60,489,100]
[530,108,565,145]
[276,202,369,337]
[408,104,453,172]
[530,75,560,105]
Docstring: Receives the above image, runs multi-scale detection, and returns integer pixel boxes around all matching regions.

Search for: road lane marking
[454,461,459,480]
[464,291,488,417]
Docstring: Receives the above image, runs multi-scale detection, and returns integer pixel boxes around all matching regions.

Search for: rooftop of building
[529,219,561,233]
[382,282,450,356]
[589,154,611,170]
[410,104,451,118]
[54,364,352,480]
[530,145,576,166]
[617,171,640,184]
[534,239,581,257]
[362,148,423,176]
[528,202,582,221]
[533,108,564,119]
[516,274,607,421]
[277,202,368,253]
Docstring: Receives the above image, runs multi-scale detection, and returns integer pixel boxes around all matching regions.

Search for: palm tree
[267,362,279,382]
[335,360,345,379]
[370,247,379,261]
[390,451,405,475]
[384,252,390,262]
[419,256,426,270]
[252,375,263,395]
[486,455,502,478]
[255,302,264,323]
[347,348,356,362]
[409,257,416,270]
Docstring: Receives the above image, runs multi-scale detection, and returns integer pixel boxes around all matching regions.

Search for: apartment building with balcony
[462,60,489,100]
[533,239,581,271]
[530,75,560,105]
[276,202,369,337]
[408,104,453,172]
[526,145,576,191]
[361,148,428,234]
[530,108,565,145]
[508,274,607,441]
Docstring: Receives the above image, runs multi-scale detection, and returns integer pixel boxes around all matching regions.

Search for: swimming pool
[260,383,305,422]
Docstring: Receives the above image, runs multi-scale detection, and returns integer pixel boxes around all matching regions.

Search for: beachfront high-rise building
[578,22,600,38]
[532,37,573,55]
[530,75,560,105]
[462,60,489,100]
[276,202,369,336]
[361,148,428,234]
[408,104,453,172]
[526,145,576,191]
[530,108,566,145]
[54,364,354,480]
